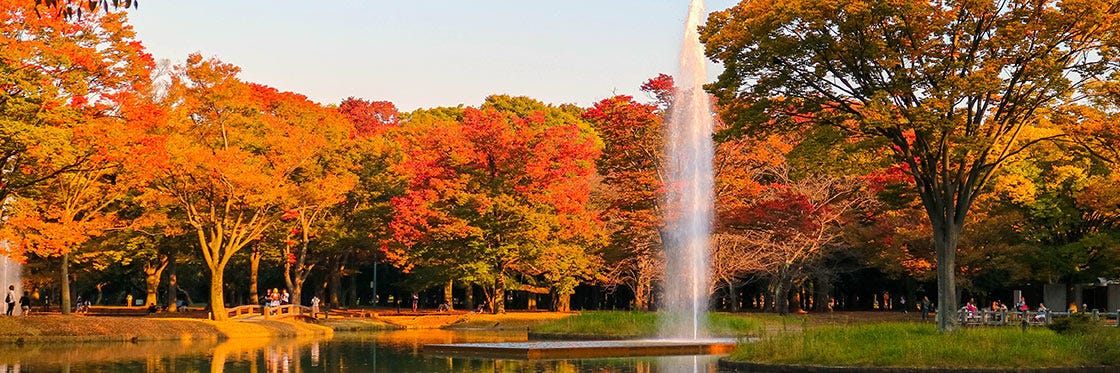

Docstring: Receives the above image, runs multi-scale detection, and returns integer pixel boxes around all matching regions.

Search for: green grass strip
[531,311,762,338]
[731,322,1120,368]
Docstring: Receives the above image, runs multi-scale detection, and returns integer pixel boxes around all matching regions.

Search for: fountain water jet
[422,1,730,361]
[661,0,715,340]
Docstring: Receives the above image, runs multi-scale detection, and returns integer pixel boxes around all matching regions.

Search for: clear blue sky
[128,0,738,111]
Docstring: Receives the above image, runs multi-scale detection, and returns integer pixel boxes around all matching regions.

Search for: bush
[1047,313,1096,335]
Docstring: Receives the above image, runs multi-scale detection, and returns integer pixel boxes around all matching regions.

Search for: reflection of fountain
[2,241,22,315]
[662,0,714,340]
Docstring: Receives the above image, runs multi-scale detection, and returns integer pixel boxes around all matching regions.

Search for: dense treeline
[3,0,1120,326]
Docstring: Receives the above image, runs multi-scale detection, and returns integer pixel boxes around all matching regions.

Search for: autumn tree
[387,96,602,314]
[144,55,340,319]
[702,0,1120,331]
[321,96,407,307]
[583,93,665,311]
[709,128,791,311]
[0,0,152,314]
[986,126,1120,286]
[265,88,356,306]
[338,97,399,138]
[727,165,869,315]
[31,0,137,20]
[0,0,151,209]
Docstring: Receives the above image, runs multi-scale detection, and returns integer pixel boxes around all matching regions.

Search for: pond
[0,329,724,372]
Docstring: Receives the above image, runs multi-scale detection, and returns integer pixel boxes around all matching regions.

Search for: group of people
[4,285,31,316]
[264,288,291,307]
[960,296,1050,322]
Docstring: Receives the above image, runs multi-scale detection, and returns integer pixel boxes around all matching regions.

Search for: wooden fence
[223,304,325,320]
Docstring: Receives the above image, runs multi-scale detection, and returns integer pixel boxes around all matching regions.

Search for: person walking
[5,285,14,316]
[18,293,30,316]
[920,296,931,321]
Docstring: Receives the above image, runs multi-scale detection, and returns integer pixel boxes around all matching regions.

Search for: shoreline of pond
[0,315,333,344]
[0,310,578,344]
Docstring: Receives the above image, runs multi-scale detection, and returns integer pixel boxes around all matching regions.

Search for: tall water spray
[661,0,714,340]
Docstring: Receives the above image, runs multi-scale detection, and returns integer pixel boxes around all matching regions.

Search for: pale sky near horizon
[128,0,738,111]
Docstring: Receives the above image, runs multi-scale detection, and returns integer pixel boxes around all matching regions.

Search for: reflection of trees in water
[210,336,318,373]
[0,331,721,372]
[0,339,219,370]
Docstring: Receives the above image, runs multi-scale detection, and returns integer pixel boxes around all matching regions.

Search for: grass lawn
[730,322,1120,368]
[531,311,764,338]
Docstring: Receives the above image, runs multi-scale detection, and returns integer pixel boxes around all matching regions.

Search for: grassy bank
[530,311,763,338]
[0,315,332,344]
[318,318,398,331]
[731,322,1120,368]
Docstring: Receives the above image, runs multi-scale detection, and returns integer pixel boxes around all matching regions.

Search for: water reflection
[0,330,724,372]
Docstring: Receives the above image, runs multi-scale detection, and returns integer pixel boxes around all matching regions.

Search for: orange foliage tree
[143,54,344,319]
[263,88,356,306]
[0,0,152,314]
[582,91,665,311]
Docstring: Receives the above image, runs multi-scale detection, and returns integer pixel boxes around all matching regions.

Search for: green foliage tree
[701,0,1120,331]
[386,96,603,314]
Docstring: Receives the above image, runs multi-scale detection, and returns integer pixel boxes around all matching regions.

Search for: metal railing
[956,308,1120,327]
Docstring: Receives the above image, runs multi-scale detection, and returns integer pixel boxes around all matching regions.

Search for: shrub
[1047,313,1096,335]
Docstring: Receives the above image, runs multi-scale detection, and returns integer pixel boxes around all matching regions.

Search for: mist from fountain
[2,242,21,315]
[661,0,714,341]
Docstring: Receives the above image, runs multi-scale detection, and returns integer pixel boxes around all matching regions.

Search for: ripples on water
[0,330,722,372]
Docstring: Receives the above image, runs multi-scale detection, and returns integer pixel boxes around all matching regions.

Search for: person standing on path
[5,285,14,316]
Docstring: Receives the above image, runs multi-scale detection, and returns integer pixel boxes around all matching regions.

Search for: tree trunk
[725,279,740,312]
[934,219,962,332]
[144,255,169,307]
[284,239,314,306]
[464,283,475,311]
[494,271,507,314]
[814,277,833,312]
[443,279,454,311]
[283,247,310,307]
[774,264,790,315]
[482,286,494,314]
[348,269,358,307]
[250,246,261,305]
[61,253,71,315]
[329,257,342,309]
[550,288,571,312]
[209,263,228,320]
[144,270,160,307]
[632,277,651,311]
[167,255,178,312]
[95,282,106,305]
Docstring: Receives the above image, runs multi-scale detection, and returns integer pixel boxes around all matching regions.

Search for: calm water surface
[0,330,723,372]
